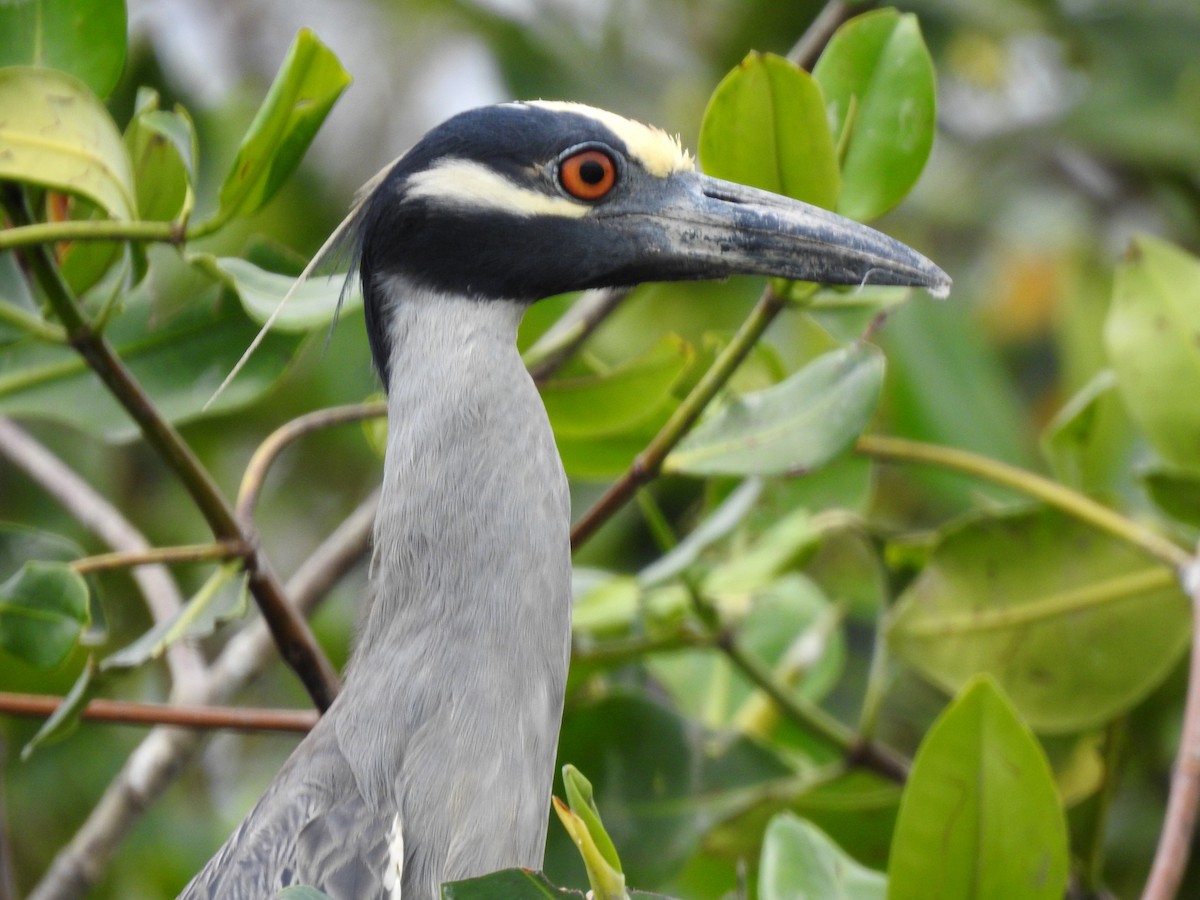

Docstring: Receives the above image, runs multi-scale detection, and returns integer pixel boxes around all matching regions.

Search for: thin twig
[0,416,206,689]
[1141,555,1200,900]
[570,286,788,549]
[236,402,387,524]
[855,435,1191,569]
[0,693,317,733]
[0,218,183,251]
[28,492,377,900]
[71,540,249,575]
[787,0,868,71]
[3,188,342,712]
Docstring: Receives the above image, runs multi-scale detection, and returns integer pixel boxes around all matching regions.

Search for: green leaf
[888,677,1069,900]
[101,566,247,670]
[1141,464,1200,528]
[699,52,839,209]
[702,508,821,599]
[124,89,197,222]
[21,659,96,759]
[812,9,936,221]
[561,765,623,875]
[214,28,351,223]
[1105,235,1200,468]
[545,694,790,889]
[887,507,1189,732]
[665,343,884,477]
[0,66,136,219]
[542,336,693,438]
[189,255,362,332]
[441,869,585,899]
[759,814,886,900]
[0,254,306,441]
[0,0,127,98]
[1039,369,1118,489]
[0,561,89,669]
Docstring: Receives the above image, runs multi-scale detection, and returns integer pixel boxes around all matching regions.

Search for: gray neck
[356,278,572,663]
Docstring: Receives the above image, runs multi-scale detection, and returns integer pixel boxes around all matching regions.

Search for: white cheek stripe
[522,101,695,177]
[404,159,589,219]
[384,813,404,899]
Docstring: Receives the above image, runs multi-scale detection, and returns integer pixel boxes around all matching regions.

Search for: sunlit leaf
[889,677,1069,900]
[812,9,936,221]
[1105,235,1200,469]
[887,507,1188,732]
[699,52,839,209]
[0,66,135,219]
[759,814,885,900]
[0,0,127,98]
[665,343,884,477]
[189,255,362,332]
[214,28,351,223]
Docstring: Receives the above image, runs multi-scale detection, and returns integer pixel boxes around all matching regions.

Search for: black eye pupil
[579,159,606,184]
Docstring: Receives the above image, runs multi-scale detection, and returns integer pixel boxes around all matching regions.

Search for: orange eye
[559,149,617,201]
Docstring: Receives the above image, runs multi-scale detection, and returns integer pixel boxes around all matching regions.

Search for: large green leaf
[759,814,886,900]
[665,343,884,477]
[541,335,692,438]
[189,255,362,332]
[699,52,839,209]
[887,507,1188,732]
[0,561,89,670]
[214,28,351,223]
[812,9,936,222]
[0,66,135,219]
[0,266,305,440]
[888,677,1069,900]
[0,0,127,98]
[1105,235,1200,468]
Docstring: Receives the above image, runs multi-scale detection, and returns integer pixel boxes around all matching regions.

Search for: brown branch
[3,189,341,713]
[1141,555,1200,900]
[0,693,316,733]
[28,492,377,900]
[0,416,206,689]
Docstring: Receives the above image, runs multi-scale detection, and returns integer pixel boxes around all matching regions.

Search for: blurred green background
[2,0,1199,897]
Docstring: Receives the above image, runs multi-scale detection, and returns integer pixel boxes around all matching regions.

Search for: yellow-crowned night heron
[180,101,949,900]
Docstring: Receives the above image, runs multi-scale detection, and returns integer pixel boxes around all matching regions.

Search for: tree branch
[0,693,316,733]
[2,188,342,713]
[70,541,249,575]
[0,416,206,689]
[1141,554,1200,900]
[27,492,377,900]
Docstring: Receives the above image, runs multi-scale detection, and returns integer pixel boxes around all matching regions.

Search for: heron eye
[559,149,617,201]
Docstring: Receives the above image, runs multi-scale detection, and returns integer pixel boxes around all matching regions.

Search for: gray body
[182,282,571,899]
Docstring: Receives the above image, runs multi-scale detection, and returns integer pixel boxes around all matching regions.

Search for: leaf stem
[0,300,67,342]
[71,540,249,575]
[855,435,1191,570]
[0,218,183,250]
